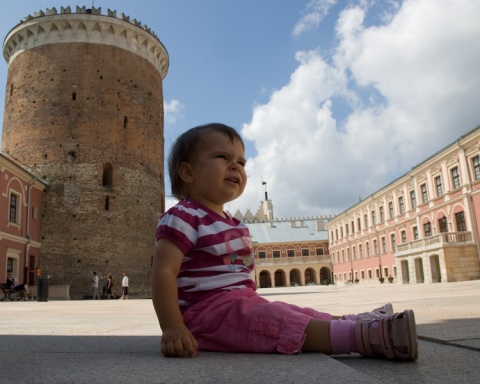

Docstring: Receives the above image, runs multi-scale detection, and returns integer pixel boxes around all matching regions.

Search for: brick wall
[2,42,165,298]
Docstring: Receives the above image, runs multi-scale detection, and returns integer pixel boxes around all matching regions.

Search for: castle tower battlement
[3,6,168,78]
[1,7,169,298]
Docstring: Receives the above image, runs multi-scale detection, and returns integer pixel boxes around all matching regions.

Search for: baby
[152,123,417,360]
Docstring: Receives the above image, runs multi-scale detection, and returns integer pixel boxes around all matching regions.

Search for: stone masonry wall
[444,246,480,282]
[2,41,165,298]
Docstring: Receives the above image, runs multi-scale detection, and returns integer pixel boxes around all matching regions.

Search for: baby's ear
[178,162,194,183]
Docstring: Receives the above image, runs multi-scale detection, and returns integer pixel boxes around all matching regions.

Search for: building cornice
[0,152,49,190]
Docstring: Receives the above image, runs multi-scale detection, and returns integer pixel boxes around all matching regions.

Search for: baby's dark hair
[168,123,244,200]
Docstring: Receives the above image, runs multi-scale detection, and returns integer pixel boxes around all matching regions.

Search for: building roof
[245,218,329,244]
[0,152,49,188]
[333,124,480,219]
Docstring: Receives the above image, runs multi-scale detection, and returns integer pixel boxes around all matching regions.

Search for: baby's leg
[185,289,329,354]
[302,320,333,354]
[303,319,356,355]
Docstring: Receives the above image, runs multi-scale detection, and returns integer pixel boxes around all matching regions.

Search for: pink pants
[183,288,332,354]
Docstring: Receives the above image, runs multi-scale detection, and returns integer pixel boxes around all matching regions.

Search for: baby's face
[183,130,247,215]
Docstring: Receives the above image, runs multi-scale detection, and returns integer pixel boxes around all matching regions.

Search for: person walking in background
[91,272,100,300]
[151,123,418,360]
[102,274,108,299]
[119,272,129,300]
[106,274,116,299]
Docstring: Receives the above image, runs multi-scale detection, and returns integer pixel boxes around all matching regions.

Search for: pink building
[328,126,480,284]
[0,153,47,286]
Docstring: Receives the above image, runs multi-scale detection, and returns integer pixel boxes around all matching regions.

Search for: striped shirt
[156,199,256,309]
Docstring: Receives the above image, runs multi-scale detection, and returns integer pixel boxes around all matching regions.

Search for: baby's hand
[161,323,199,357]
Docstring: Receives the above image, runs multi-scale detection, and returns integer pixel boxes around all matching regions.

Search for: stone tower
[1,6,169,298]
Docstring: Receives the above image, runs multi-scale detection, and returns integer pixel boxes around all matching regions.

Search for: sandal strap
[355,321,374,357]
[378,317,395,359]
[355,315,402,359]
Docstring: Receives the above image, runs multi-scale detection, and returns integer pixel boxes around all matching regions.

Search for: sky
[1,0,480,219]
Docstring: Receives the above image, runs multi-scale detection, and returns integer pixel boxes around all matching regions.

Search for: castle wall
[2,10,168,298]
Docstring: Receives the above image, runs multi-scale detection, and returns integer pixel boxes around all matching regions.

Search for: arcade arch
[255,266,332,288]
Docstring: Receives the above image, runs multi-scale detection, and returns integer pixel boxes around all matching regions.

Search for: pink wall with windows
[0,153,47,284]
[328,126,480,284]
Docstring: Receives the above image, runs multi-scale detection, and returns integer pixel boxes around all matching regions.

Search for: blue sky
[1,1,480,218]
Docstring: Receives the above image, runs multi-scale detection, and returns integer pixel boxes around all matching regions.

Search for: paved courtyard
[1,280,479,383]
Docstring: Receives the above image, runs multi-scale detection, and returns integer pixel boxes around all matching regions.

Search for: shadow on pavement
[335,318,480,384]
[1,318,479,384]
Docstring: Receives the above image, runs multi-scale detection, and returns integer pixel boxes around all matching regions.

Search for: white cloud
[340,0,480,161]
[293,0,337,36]
[164,99,184,124]
[230,0,480,218]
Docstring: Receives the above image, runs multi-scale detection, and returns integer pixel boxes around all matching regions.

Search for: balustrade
[255,254,331,266]
[396,232,472,256]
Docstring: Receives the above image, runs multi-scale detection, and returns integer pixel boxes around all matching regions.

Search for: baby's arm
[152,238,199,357]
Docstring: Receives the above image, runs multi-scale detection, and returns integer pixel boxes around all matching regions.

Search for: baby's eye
[215,154,227,160]
[238,161,246,167]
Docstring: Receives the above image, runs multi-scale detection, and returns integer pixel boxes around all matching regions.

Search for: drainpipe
[346,237,353,282]
[23,177,35,284]
[376,229,383,278]
[350,249,354,282]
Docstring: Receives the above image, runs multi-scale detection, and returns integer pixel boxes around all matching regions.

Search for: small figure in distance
[119,272,129,300]
[6,272,30,301]
[102,274,108,299]
[91,272,100,300]
[106,274,116,299]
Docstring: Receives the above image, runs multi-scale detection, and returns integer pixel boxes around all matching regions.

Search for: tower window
[124,116,128,129]
[105,196,110,211]
[72,92,77,101]
[102,163,113,186]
